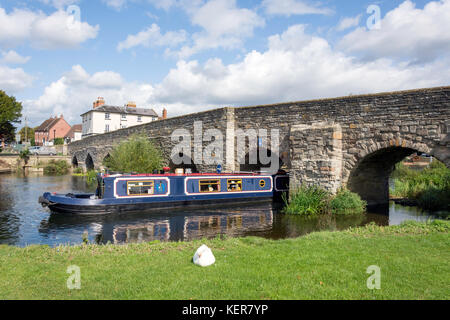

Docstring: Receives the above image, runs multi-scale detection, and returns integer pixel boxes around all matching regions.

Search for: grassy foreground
[0,221,449,300]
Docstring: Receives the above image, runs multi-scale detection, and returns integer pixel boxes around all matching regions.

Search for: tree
[19,126,35,142]
[19,148,31,166]
[0,91,22,143]
[103,133,163,173]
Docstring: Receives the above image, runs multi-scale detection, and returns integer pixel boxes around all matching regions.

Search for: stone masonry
[69,86,450,206]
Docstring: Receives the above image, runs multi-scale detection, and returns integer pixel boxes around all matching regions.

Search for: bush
[85,170,98,184]
[283,186,367,216]
[103,133,162,173]
[19,148,31,165]
[282,185,330,216]
[390,159,450,211]
[330,189,367,215]
[72,167,83,174]
[53,138,64,145]
[44,160,70,175]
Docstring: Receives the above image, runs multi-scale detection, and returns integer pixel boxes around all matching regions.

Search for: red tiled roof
[35,117,60,132]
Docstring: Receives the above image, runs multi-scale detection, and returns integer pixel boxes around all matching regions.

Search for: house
[34,115,71,146]
[81,97,163,138]
[65,124,82,143]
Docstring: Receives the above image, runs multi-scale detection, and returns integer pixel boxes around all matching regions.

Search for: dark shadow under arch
[347,146,434,207]
[239,148,284,173]
[72,156,78,168]
[85,154,95,171]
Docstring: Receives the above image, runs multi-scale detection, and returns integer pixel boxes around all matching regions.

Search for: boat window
[127,181,154,196]
[199,179,220,193]
[227,179,242,192]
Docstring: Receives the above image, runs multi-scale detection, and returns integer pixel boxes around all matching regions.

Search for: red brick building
[35,115,71,146]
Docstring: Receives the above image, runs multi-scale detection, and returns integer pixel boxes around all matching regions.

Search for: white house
[81,97,161,138]
[65,124,82,143]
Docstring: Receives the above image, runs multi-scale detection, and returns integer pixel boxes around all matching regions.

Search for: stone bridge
[69,86,450,206]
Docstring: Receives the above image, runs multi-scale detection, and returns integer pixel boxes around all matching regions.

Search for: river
[0,173,444,247]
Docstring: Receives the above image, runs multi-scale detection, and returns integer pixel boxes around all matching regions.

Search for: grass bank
[390,161,450,212]
[0,220,449,300]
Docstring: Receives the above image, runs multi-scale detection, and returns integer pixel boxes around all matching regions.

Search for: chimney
[126,101,137,108]
[60,114,64,119]
[93,97,105,109]
[162,108,167,120]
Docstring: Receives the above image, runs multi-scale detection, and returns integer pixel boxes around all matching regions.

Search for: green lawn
[0,221,449,300]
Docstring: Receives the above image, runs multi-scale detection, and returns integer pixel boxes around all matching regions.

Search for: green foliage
[284,185,366,216]
[390,160,450,211]
[103,133,163,173]
[72,167,83,174]
[19,148,31,165]
[43,160,70,175]
[85,170,98,184]
[0,91,22,143]
[330,188,367,215]
[53,137,64,145]
[283,185,330,216]
[19,126,34,142]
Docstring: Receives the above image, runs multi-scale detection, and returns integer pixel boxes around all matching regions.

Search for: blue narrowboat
[39,172,289,214]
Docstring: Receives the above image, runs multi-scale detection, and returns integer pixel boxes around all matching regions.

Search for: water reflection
[0,173,445,247]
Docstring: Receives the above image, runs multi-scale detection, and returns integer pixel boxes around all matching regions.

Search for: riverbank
[0,220,448,300]
[390,160,450,212]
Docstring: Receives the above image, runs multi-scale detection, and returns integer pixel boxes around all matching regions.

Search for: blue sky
[0,0,448,127]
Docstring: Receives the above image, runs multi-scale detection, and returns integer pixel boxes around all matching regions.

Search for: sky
[0,0,449,127]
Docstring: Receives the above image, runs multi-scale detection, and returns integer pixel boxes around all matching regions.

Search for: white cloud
[0,7,99,49]
[0,65,34,93]
[0,50,31,64]
[151,24,450,115]
[336,14,361,31]
[24,65,154,126]
[338,0,450,63]
[174,0,265,58]
[117,24,187,51]
[262,0,333,16]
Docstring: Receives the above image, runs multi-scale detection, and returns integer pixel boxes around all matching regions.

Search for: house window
[121,114,127,120]
[127,181,154,196]
[137,115,142,122]
[199,179,220,193]
[121,124,127,129]
[89,114,91,120]
[105,124,109,133]
[227,179,242,192]
[105,113,110,120]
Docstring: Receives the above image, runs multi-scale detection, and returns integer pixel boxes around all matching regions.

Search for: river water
[0,173,444,247]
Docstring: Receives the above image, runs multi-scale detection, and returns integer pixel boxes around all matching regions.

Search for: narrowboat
[39,172,289,215]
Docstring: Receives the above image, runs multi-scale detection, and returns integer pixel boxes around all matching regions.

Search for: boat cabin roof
[102,172,274,179]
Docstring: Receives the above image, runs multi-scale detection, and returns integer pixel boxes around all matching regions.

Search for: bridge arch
[72,155,78,168]
[238,147,285,173]
[344,138,447,206]
[85,153,95,171]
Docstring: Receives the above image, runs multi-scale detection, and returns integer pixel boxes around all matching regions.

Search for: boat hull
[39,192,275,215]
